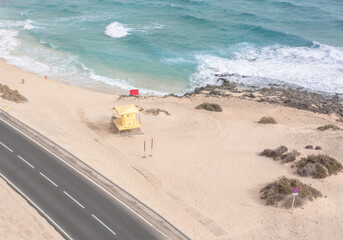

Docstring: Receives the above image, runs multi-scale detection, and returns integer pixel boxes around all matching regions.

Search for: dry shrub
[280,150,300,163]
[258,116,277,124]
[0,84,27,103]
[135,105,144,112]
[195,102,222,112]
[145,108,170,116]
[296,154,342,178]
[317,124,340,131]
[260,146,288,160]
[260,176,322,208]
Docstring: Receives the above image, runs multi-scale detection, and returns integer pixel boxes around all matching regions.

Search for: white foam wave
[0,28,164,95]
[191,43,343,94]
[105,22,131,38]
[20,10,32,16]
[0,19,41,30]
[0,29,18,54]
[89,70,166,96]
[163,57,196,64]
[0,29,51,73]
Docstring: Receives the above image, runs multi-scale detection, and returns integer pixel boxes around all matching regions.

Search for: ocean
[0,0,342,95]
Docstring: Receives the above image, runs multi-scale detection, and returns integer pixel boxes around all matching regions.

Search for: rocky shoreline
[119,75,343,118]
[167,74,343,118]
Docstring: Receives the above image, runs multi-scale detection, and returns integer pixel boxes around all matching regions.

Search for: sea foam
[0,28,163,95]
[191,43,343,94]
[0,19,41,30]
[105,22,131,38]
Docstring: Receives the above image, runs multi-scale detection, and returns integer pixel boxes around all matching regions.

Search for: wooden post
[143,140,146,158]
[138,97,141,123]
[150,138,153,157]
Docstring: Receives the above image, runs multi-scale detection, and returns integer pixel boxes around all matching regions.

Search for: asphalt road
[0,117,166,240]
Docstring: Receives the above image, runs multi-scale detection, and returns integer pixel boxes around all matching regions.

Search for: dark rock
[315,146,322,150]
[305,145,313,149]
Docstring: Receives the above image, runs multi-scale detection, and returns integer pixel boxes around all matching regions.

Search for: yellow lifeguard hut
[112,104,141,132]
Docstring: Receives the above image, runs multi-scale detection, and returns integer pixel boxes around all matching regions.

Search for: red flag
[130,89,139,95]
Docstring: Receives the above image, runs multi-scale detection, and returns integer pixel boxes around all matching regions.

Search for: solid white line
[0,172,73,240]
[0,116,170,239]
[18,155,35,169]
[92,214,116,236]
[0,141,13,152]
[63,191,85,209]
[39,172,58,187]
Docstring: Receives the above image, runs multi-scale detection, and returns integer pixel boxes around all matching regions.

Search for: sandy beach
[0,59,342,240]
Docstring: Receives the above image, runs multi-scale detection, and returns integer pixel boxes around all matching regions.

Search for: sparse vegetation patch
[258,116,277,124]
[0,84,27,103]
[145,108,171,116]
[260,146,300,163]
[280,150,300,163]
[260,146,288,160]
[317,124,340,131]
[260,176,322,208]
[296,154,342,178]
[195,102,222,112]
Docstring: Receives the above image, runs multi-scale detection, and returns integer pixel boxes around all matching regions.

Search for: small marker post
[150,138,153,157]
[5,106,9,114]
[143,140,146,158]
[291,187,299,210]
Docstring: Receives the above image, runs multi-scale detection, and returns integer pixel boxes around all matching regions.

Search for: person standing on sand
[22,78,24,84]
[44,75,48,80]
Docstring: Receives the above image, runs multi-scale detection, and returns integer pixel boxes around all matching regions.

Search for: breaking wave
[105,22,131,38]
[190,42,343,94]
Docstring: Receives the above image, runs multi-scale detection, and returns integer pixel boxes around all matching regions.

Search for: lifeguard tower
[112,104,141,133]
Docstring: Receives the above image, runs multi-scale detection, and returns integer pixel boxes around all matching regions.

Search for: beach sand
[0,59,342,240]
[0,177,63,240]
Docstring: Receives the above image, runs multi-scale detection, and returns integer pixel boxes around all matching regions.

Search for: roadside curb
[0,110,190,240]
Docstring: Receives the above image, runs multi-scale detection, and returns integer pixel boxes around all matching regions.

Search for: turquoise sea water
[0,0,343,95]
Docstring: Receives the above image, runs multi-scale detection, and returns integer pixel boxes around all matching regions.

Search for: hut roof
[113,104,140,115]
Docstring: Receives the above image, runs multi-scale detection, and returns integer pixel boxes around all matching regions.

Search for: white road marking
[39,172,58,187]
[92,214,117,236]
[0,172,73,240]
[63,191,85,209]
[18,155,35,169]
[0,116,170,240]
[0,141,13,152]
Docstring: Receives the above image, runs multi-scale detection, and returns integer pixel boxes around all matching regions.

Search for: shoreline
[173,77,343,118]
[0,59,342,240]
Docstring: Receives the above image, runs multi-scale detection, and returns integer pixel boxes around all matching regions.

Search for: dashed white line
[0,172,73,240]
[92,214,117,236]
[0,141,13,152]
[63,191,85,209]
[39,172,58,187]
[18,155,35,169]
[0,116,171,240]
